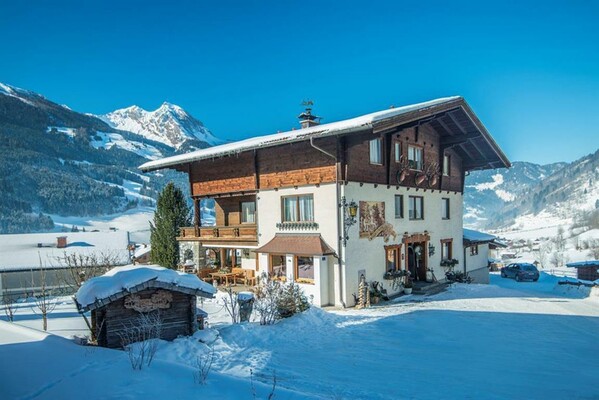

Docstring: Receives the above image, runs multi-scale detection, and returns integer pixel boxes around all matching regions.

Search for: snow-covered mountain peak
[101,102,222,150]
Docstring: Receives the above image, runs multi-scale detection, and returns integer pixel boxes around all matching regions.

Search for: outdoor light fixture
[339,196,358,247]
[428,243,435,257]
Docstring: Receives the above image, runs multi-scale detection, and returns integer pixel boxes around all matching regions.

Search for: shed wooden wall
[577,267,599,281]
[93,288,196,349]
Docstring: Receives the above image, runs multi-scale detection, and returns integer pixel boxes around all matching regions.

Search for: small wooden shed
[75,265,216,349]
[566,260,599,282]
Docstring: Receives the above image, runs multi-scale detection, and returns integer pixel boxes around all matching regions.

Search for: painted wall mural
[359,201,385,238]
[359,201,397,242]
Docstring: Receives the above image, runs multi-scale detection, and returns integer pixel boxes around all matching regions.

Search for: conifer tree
[150,182,190,269]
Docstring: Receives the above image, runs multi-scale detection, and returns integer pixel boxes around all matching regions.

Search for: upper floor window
[408,196,424,220]
[369,138,383,165]
[443,154,451,176]
[442,198,450,220]
[470,245,479,256]
[282,194,314,222]
[395,195,404,218]
[241,201,256,224]
[394,141,402,163]
[408,146,423,170]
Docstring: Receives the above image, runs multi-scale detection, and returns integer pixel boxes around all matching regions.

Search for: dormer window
[369,138,383,165]
[408,146,423,170]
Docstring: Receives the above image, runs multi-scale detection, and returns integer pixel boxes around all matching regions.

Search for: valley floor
[1,273,598,400]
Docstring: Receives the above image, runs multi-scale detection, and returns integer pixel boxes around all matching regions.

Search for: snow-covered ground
[1,273,598,399]
[49,207,154,243]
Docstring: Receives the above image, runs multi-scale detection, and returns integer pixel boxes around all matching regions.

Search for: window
[369,138,383,164]
[282,194,314,222]
[408,146,423,170]
[442,198,450,220]
[394,195,404,218]
[241,201,256,224]
[270,254,286,280]
[408,196,424,220]
[394,142,402,163]
[443,154,451,176]
[470,245,479,256]
[295,256,314,283]
[385,245,402,272]
[441,239,453,260]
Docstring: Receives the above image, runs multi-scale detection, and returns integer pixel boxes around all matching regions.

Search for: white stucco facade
[338,182,464,306]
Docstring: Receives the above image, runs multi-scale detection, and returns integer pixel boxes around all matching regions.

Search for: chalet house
[140,97,510,307]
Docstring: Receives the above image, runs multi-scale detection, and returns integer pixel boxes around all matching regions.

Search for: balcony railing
[179,224,258,244]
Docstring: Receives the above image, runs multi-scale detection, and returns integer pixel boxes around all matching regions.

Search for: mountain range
[0,82,219,233]
[1,82,597,236]
[464,152,599,232]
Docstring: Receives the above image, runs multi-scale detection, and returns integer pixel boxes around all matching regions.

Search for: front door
[408,242,427,281]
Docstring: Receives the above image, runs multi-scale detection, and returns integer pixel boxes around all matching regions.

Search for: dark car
[501,263,539,282]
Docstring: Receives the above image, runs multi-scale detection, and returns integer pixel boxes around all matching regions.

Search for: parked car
[500,263,539,282]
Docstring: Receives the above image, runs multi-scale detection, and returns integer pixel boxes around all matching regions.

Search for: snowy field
[1,273,598,400]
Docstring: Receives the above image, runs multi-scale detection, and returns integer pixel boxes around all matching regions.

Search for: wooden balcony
[179,224,258,246]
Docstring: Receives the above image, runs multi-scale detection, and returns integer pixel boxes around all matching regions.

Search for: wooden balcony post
[194,198,201,237]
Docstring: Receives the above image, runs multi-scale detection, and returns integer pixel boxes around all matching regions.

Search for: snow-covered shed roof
[75,265,217,311]
[0,231,130,272]
[566,260,599,268]
[463,228,504,246]
[140,96,510,172]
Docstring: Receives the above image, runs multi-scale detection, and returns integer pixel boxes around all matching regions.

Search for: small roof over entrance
[256,234,336,256]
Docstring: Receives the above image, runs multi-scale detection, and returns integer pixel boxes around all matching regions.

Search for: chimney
[57,236,67,249]
[298,100,321,129]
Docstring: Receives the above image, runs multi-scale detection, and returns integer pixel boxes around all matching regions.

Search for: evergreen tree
[150,182,190,269]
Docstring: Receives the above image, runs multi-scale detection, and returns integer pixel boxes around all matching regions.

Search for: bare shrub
[54,251,123,293]
[254,274,311,325]
[221,285,239,324]
[2,290,18,322]
[193,345,215,385]
[250,368,277,400]
[118,312,162,370]
[30,264,59,331]
[254,274,282,326]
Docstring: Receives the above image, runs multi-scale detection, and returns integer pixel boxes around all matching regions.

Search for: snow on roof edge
[139,96,462,171]
[463,228,497,243]
[75,264,217,309]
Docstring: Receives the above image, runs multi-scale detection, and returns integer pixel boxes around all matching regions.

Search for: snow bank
[75,264,216,309]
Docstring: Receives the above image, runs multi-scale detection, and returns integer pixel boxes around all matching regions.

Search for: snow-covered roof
[566,260,599,268]
[463,228,497,244]
[75,264,217,311]
[139,96,461,171]
[0,231,130,272]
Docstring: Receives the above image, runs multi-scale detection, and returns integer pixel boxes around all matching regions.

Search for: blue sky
[1,0,598,164]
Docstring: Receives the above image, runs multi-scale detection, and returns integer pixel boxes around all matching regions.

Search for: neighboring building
[566,261,599,282]
[463,228,507,283]
[140,97,510,306]
[0,231,130,299]
[132,244,151,264]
